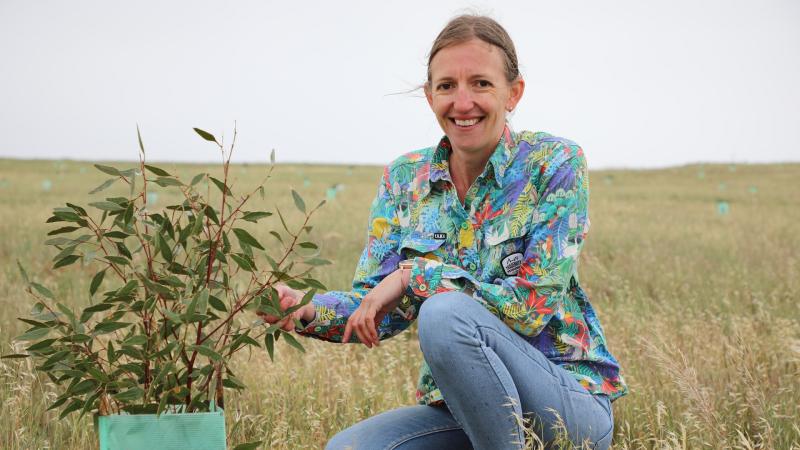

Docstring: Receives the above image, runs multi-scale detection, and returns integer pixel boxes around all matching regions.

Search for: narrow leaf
[193,127,218,143]
[89,270,106,296]
[291,189,306,213]
[89,178,117,194]
[94,164,121,177]
[281,332,305,353]
[144,165,170,176]
[233,228,265,250]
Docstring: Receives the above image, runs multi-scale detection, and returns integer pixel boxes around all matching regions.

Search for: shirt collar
[422,124,518,198]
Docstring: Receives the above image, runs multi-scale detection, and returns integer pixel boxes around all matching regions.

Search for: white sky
[1,0,798,169]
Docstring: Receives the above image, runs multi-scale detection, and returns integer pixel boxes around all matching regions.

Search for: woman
[262,14,627,450]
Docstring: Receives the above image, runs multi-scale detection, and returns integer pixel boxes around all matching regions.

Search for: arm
[296,166,412,343]
[406,144,589,337]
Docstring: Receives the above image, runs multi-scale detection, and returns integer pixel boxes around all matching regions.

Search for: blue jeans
[326,292,614,450]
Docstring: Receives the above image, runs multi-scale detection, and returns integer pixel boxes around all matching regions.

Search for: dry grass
[1,159,798,449]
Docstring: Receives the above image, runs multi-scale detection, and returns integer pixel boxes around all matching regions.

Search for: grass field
[1,158,798,449]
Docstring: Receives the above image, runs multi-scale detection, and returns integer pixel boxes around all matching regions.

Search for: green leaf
[268,231,283,244]
[106,255,130,266]
[89,270,106,296]
[53,244,78,262]
[93,321,131,335]
[230,253,255,272]
[281,332,305,353]
[53,254,80,269]
[191,207,206,235]
[304,257,332,266]
[66,203,88,216]
[303,278,327,290]
[26,338,57,352]
[144,165,170,176]
[188,344,222,361]
[122,335,147,346]
[209,176,231,195]
[208,295,227,312]
[31,282,55,299]
[275,207,290,234]
[264,334,274,362]
[291,189,306,213]
[89,178,117,195]
[113,387,144,402]
[47,226,80,236]
[94,164,121,177]
[17,260,29,284]
[188,288,209,315]
[153,177,183,187]
[205,205,220,225]
[233,228,265,250]
[190,173,206,186]
[298,241,318,249]
[270,148,275,164]
[59,399,85,419]
[1,353,30,359]
[137,124,146,154]
[233,442,263,450]
[241,211,272,223]
[193,127,218,144]
[152,361,174,385]
[89,201,125,212]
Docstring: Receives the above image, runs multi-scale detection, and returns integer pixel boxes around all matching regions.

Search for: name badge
[501,252,524,276]
[433,232,447,240]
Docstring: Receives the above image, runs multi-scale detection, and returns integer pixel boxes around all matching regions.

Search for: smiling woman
[257,14,627,450]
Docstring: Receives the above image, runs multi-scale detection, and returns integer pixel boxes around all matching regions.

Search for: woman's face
[426,38,524,157]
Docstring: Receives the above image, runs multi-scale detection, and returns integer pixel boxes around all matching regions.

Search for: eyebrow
[432,74,493,83]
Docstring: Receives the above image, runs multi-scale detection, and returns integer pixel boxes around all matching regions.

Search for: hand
[343,268,410,348]
[256,284,315,332]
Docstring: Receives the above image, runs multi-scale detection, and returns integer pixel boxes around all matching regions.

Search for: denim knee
[418,292,473,359]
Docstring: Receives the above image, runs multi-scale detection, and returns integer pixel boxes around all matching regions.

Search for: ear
[506,77,525,111]
[424,82,433,108]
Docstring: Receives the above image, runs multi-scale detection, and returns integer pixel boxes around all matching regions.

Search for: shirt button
[468,262,477,271]
[461,221,470,230]
[418,283,427,291]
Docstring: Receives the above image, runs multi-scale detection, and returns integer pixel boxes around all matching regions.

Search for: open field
[1,158,798,449]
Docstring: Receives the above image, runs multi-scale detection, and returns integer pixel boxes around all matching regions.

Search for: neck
[448,147,492,204]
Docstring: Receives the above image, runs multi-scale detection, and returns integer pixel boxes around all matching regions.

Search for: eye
[476,80,492,88]
[436,82,453,91]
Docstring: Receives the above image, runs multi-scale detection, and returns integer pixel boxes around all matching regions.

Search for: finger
[364,308,379,346]
[343,314,354,344]
[355,315,373,348]
[257,312,279,324]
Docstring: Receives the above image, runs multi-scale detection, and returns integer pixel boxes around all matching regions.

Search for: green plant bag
[95,406,226,450]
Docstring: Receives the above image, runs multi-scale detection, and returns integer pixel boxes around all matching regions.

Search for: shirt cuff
[405,257,444,298]
[295,308,318,332]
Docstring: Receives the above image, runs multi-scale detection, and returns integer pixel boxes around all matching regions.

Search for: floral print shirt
[298,126,628,404]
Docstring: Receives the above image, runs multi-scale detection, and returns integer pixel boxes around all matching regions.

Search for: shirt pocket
[399,231,446,261]
[482,218,529,278]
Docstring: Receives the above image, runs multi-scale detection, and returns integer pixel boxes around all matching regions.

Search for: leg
[417,292,613,450]
[325,405,473,450]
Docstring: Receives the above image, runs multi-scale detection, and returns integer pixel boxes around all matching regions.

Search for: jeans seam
[591,422,614,450]
[472,328,527,446]
[386,426,462,450]
[475,325,589,395]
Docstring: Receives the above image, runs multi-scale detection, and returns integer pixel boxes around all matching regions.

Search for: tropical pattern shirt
[298,126,628,404]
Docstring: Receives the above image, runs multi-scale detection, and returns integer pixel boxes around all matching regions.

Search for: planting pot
[95,405,226,450]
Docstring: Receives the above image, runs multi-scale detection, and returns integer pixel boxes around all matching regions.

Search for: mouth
[450,117,483,128]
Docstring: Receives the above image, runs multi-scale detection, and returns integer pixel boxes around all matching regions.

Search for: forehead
[429,38,505,80]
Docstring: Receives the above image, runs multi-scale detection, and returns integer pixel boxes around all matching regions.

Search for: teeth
[455,118,479,126]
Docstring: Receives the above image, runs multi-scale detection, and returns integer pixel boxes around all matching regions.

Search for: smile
[451,118,482,127]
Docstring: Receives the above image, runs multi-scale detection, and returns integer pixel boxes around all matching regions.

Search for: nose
[452,85,474,113]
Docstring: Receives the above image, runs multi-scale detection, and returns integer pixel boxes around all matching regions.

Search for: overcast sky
[1,0,798,169]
